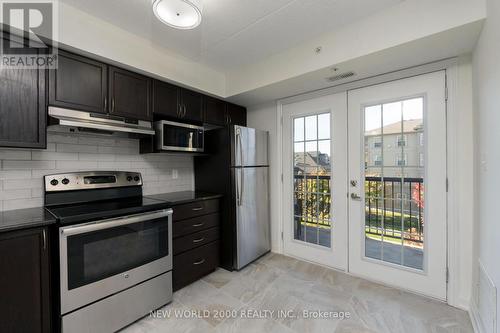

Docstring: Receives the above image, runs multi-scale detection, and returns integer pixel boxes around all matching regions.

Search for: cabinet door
[153,80,180,119]
[226,103,247,126]
[49,50,107,114]
[203,96,226,126]
[180,88,203,123]
[109,66,152,120]
[0,227,50,333]
[0,39,46,148]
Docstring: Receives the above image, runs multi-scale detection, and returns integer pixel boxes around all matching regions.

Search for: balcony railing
[294,174,424,244]
[365,176,424,244]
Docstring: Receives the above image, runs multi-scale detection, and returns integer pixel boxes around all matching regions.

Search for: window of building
[396,135,407,147]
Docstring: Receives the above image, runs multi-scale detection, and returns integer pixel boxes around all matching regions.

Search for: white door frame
[276,57,468,308]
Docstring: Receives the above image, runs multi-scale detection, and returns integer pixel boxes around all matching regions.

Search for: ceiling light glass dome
[152,0,203,30]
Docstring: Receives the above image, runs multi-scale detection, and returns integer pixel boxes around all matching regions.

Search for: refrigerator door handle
[236,168,240,206]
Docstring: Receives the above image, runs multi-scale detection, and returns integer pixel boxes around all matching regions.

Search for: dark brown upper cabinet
[153,80,180,119]
[203,96,226,126]
[0,227,51,333]
[226,102,247,127]
[109,66,152,121]
[0,37,46,149]
[179,88,203,123]
[152,81,203,123]
[49,50,107,114]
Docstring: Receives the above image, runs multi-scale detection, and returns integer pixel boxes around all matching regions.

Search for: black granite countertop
[146,191,223,206]
[0,207,56,233]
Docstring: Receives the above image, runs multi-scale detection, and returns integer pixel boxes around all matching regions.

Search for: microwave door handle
[60,209,172,236]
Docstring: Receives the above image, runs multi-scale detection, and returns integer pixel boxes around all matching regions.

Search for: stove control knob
[62,178,70,185]
[133,176,140,182]
[127,176,133,181]
[50,179,58,186]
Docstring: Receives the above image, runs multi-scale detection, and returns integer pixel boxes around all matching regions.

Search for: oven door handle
[60,209,172,236]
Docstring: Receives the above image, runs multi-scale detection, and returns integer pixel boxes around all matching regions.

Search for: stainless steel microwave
[154,120,204,152]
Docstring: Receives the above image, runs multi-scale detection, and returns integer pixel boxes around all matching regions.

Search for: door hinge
[280,115,283,125]
[446,267,449,283]
[446,178,449,192]
[281,174,283,183]
[445,86,449,101]
[281,231,284,240]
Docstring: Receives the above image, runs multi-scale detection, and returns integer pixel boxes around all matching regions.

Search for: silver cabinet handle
[104,97,107,111]
[192,223,205,227]
[183,105,187,117]
[350,193,362,201]
[111,98,115,112]
[192,237,205,243]
[193,259,205,265]
[192,207,203,211]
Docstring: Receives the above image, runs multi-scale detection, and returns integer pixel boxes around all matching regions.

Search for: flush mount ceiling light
[152,0,203,30]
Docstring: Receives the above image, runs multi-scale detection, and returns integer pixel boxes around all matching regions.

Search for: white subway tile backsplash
[3,160,56,170]
[0,132,194,212]
[0,150,31,160]
[57,143,98,153]
[32,151,79,161]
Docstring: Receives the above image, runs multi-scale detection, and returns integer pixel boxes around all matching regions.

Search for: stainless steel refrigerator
[194,125,270,271]
[231,126,270,269]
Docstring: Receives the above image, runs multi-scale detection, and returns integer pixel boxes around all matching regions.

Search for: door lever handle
[350,193,362,201]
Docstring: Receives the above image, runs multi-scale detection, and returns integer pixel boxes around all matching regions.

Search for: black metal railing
[294,174,424,243]
[365,176,424,243]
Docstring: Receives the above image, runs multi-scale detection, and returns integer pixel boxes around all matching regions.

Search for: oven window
[163,124,203,150]
[67,217,168,290]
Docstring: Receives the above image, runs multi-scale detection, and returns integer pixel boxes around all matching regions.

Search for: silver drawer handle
[192,223,205,227]
[193,237,205,243]
[192,207,204,211]
[193,259,205,265]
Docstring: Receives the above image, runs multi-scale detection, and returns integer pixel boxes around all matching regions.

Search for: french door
[348,71,447,300]
[282,71,448,299]
[282,93,348,270]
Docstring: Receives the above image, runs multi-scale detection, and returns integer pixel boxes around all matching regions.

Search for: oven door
[155,120,204,152]
[59,209,172,314]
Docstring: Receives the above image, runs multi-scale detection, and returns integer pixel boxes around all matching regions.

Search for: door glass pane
[293,112,331,248]
[363,97,425,270]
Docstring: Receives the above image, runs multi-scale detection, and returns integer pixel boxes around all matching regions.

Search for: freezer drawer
[234,167,270,269]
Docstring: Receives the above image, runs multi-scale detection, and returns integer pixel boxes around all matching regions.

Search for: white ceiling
[59,0,404,71]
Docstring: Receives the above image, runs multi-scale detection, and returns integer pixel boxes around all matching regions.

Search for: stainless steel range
[44,171,173,333]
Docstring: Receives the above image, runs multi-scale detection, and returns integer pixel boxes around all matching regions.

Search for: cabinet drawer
[173,227,219,255]
[173,213,220,239]
[173,241,219,291]
[172,199,219,221]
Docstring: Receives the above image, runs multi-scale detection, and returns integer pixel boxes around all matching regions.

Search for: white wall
[0,130,194,211]
[247,102,280,252]
[472,0,500,330]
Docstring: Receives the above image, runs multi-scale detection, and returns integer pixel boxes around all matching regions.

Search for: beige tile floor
[121,253,473,333]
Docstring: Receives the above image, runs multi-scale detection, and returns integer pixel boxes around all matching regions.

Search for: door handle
[192,207,203,211]
[192,237,205,243]
[350,193,362,201]
[192,223,205,227]
[104,97,107,111]
[111,98,115,112]
[42,229,47,251]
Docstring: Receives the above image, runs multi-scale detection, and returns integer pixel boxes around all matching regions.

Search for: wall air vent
[325,71,356,82]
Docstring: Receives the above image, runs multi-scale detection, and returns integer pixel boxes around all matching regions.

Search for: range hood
[48,107,155,135]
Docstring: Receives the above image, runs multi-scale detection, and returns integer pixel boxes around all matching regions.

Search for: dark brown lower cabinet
[172,199,220,291]
[0,227,51,333]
